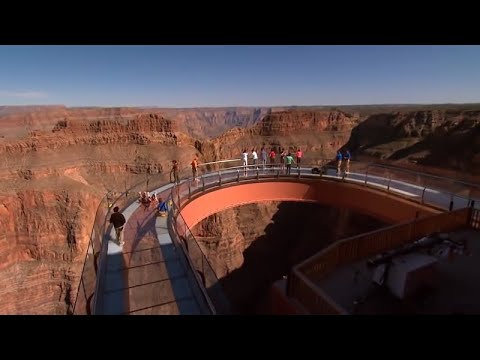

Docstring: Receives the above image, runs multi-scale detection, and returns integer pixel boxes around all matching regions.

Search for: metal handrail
[368,162,480,190]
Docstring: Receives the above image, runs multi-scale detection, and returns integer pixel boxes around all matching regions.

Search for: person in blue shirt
[344,150,351,173]
[336,151,343,174]
[156,197,169,216]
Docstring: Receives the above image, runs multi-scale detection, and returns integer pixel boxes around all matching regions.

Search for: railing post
[201,256,206,286]
[256,168,259,180]
[364,169,369,186]
[387,174,391,192]
[218,171,222,186]
[297,167,301,179]
[449,193,454,211]
[237,169,240,182]
[421,187,426,204]
[202,176,205,191]
[286,271,292,297]
[188,180,191,199]
[276,169,280,179]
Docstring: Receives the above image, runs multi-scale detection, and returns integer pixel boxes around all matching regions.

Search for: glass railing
[365,163,480,211]
[71,158,480,315]
[168,196,231,314]
[68,194,108,315]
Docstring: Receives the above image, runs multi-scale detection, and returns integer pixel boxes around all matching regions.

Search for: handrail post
[449,193,454,211]
[364,169,369,186]
[202,176,205,191]
[256,168,259,180]
[297,167,301,179]
[177,185,180,206]
[421,187,426,204]
[218,171,222,186]
[387,173,391,192]
[237,169,240,182]
[188,180,191,199]
[276,169,280,179]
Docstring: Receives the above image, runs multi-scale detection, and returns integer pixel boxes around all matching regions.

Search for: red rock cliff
[200,110,360,164]
[0,189,99,314]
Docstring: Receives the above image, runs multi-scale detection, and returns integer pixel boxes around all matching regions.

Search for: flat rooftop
[316,228,480,314]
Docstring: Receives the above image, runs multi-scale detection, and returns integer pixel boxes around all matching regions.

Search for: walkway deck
[101,184,208,315]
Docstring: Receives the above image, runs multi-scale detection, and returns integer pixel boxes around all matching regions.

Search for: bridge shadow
[214,202,387,314]
[128,211,157,262]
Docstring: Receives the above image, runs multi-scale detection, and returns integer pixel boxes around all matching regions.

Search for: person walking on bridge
[109,206,126,247]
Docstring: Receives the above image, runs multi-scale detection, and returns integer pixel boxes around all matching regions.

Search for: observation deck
[70,160,480,315]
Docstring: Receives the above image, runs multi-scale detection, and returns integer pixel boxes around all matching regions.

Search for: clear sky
[0,45,479,107]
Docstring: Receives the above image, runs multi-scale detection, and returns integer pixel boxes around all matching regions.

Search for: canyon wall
[200,110,361,165]
[0,188,99,314]
[344,109,480,176]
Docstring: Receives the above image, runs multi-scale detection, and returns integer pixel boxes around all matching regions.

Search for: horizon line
[1,101,480,110]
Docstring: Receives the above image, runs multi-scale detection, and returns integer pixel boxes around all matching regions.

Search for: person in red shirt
[295,148,303,168]
[269,148,276,170]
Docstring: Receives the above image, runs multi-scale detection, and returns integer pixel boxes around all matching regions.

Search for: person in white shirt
[242,149,248,176]
[251,148,258,168]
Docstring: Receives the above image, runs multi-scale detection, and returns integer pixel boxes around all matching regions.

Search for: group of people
[241,147,303,175]
[138,191,169,214]
[169,157,198,183]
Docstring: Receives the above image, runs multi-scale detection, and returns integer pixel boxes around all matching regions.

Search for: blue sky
[0,45,479,107]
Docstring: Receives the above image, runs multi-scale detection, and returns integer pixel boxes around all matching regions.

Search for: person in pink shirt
[295,148,303,168]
